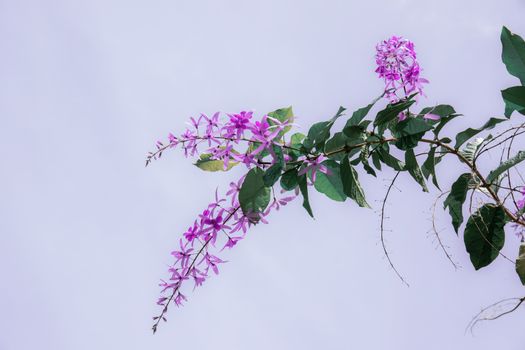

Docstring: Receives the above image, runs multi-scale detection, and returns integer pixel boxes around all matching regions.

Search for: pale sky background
[2,0,525,349]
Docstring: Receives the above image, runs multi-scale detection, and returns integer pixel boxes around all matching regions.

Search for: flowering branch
[146,26,525,333]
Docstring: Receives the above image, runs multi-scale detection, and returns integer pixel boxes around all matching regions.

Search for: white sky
[2,0,525,349]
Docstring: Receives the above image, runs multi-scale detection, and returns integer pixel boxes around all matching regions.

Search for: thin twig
[380,171,410,287]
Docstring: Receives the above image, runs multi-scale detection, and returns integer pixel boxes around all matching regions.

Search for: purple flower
[224,111,253,139]
[210,144,235,170]
[202,112,220,134]
[517,187,525,210]
[222,236,242,250]
[249,117,281,155]
[174,292,187,307]
[233,152,258,168]
[226,177,244,205]
[423,113,441,121]
[183,222,200,242]
[201,253,226,275]
[168,133,179,148]
[171,239,194,268]
[230,213,251,234]
[190,267,207,289]
[298,155,331,183]
[204,214,224,231]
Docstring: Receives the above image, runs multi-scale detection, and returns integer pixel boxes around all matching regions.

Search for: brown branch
[431,191,460,270]
[379,171,410,286]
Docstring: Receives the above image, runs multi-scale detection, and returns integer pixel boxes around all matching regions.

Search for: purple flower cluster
[153,178,295,330]
[151,111,298,332]
[147,111,292,169]
[375,36,428,102]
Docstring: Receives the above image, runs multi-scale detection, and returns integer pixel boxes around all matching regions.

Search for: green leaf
[290,132,306,146]
[343,125,366,139]
[464,204,506,270]
[487,150,525,183]
[263,164,282,187]
[298,174,314,217]
[443,173,471,233]
[454,117,506,149]
[502,86,525,118]
[280,168,299,191]
[419,104,456,119]
[393,117,433,150]
[194,153,238,172]
[434,114,461,137]
[302,121,331,152]
[268,106,294,139]
[374,97,416,128]
[288,132,306,159]
[324,132,350,161]
[396,117,434,135]
[516,242,525,285]
[239,168,271,222]
[421,146,440,190]
[371,151,382,170]
[377,147,405,171]
[340,156,370,208]
[312,160,346,202]
[404,149,428,192]
[302,106,347,152]
[271,144,285,167]
[501,26,525,85]
[360,146,376,177]
[344,95,383,128]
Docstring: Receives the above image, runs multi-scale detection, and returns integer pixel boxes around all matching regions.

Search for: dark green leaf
[502,86,525,118]
[359,146,376,177]
[344,94,383,128]
[501,26,525,85]
[280,168,299,191]
[288,132,306,159]
[454,117,506,149]
[298,174,314,217]
[393,117,433,150]
[396,117,434,135]
[340,156,370,208]
[404,149,428,192]
[377,147,405,171]
[272,144,285,167]
[371,151,382,170]
[312,160,346,202]
[263,164,282,187]
[303,106,348,152]
[443,173,471,233]
[374,97,416,128]
[239,168,271,222]
[433,115,461,137]
[343,125,366,139]
[421,146,440,190]
[419,104,456,119]
[324,132,350,161]
[516,243,525,285]
[464,204,506,270]
[487,150,525,183]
